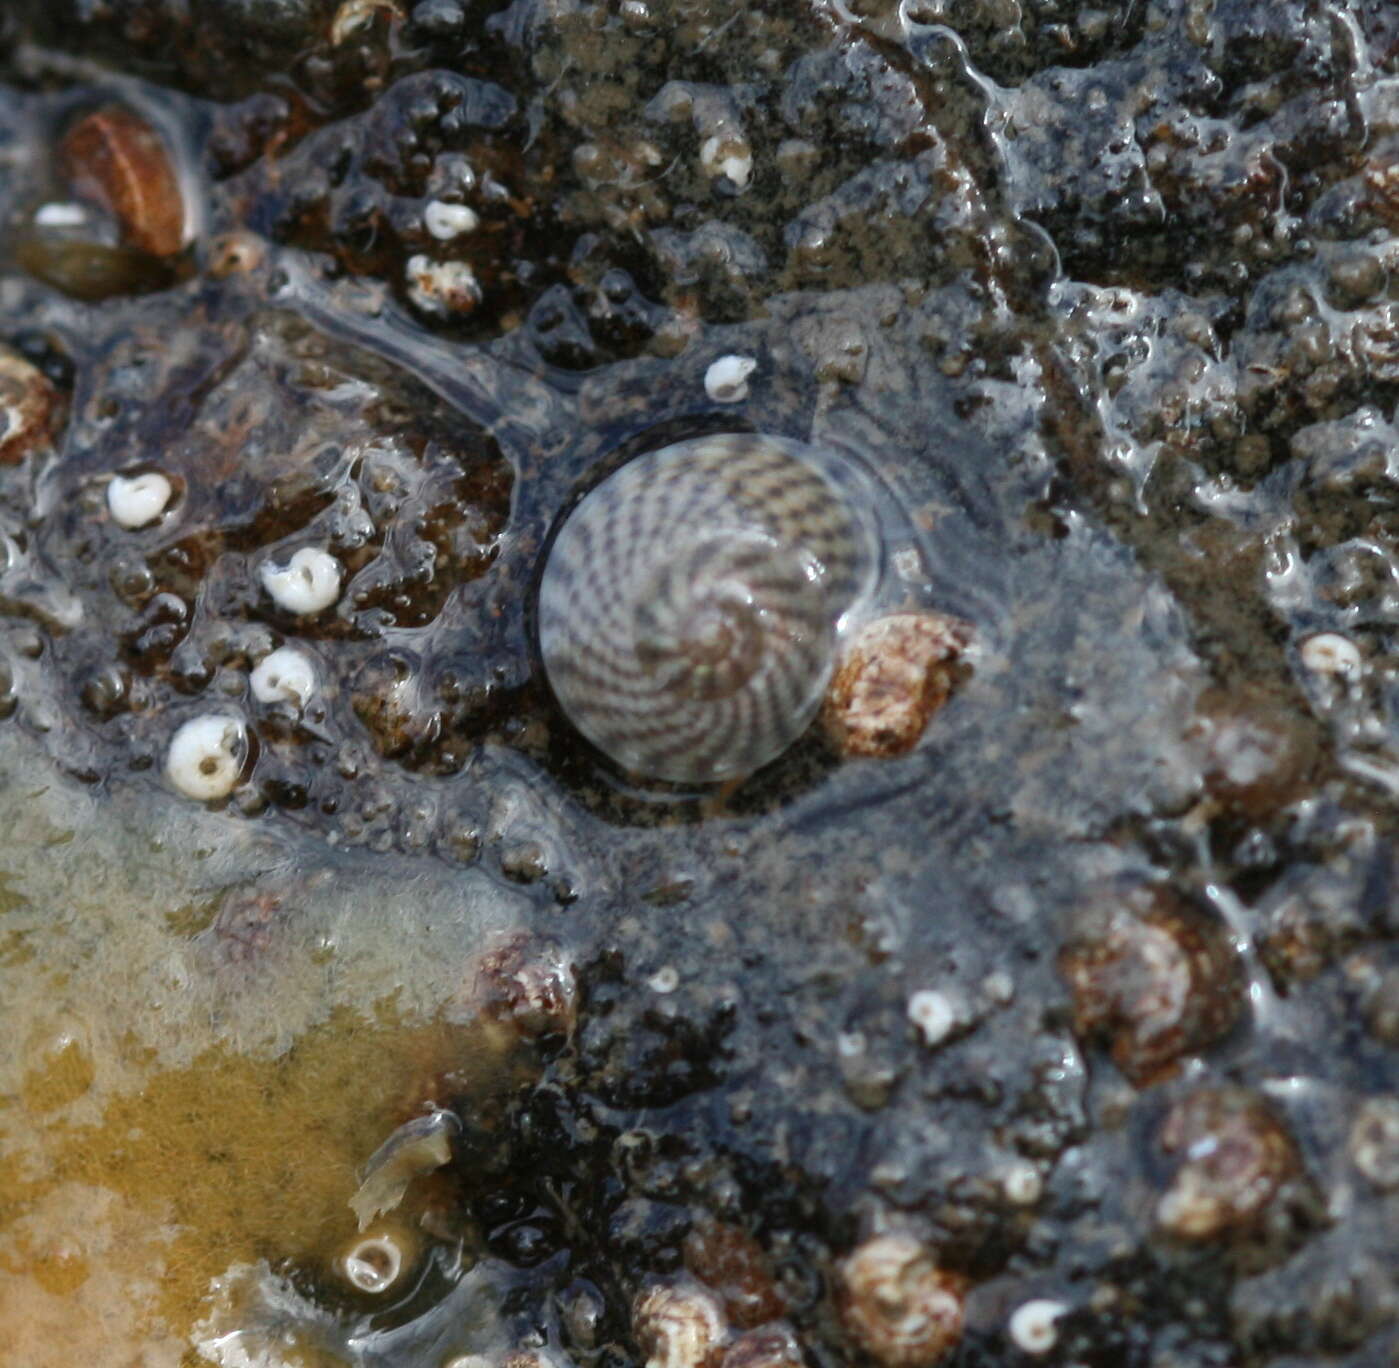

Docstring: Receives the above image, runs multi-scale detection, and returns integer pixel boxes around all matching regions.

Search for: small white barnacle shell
[705,355,758,402]
[424,199,480,240]
[166,714,247,800]
[337,1226,415,1294]
[260,546,342,615]
[250,646,316,709]
[1007,1299,1068,1355]
[107,471,173,528]
[536,433,880,784]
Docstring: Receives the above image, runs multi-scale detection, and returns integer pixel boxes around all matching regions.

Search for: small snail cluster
[537,433,962,785]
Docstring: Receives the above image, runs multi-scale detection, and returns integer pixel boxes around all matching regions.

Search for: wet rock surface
[0,1,1397,1365]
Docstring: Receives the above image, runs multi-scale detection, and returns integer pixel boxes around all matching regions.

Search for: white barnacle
[34,201,93,228]
[1008,1299,1067,1355]
[1299,632,1362,679]
[424,200,481,240]
[260,547,342,615]
[338,1230,411,1294]
[907,989,958,1047]
[1001,1160,1043,1207]
[166,714,247,800]
[250,646,316,709]
[704,355,757,403]
[107,472,173,529]
[982,970,1015,1005]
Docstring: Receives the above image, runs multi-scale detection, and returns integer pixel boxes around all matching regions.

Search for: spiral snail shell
[537,433,882,784]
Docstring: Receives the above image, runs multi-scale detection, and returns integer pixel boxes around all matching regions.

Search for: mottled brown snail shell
[682,1219,785,1329]
[1155,1087,1300,1241]
[537,434,878,783]
[823,611,969,760]
[836,1233,966,1368]
[0,348,59,466]
[1058,885,1243,1085]
[633,1278,729,1368]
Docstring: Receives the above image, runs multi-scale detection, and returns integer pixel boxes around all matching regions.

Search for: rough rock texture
[1,1,1397,1365]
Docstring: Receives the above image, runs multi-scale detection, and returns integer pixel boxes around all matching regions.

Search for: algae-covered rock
[1,0,1397,1364]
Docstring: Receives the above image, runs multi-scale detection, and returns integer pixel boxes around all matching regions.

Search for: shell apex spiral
[537,433,880,784]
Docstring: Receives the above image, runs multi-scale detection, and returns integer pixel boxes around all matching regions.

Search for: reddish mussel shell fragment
[61,105,187,258]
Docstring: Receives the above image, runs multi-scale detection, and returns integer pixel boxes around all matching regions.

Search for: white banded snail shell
[537,433,883,783]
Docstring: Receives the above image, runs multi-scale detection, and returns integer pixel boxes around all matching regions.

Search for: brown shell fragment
[0,348,59,466]
[823,613,969,760]
[62,106,186,258]
[1058,885,1243,1085]
[836,1233,966,1368]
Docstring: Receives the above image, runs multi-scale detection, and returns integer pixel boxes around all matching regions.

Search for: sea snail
[537,432,895,784]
